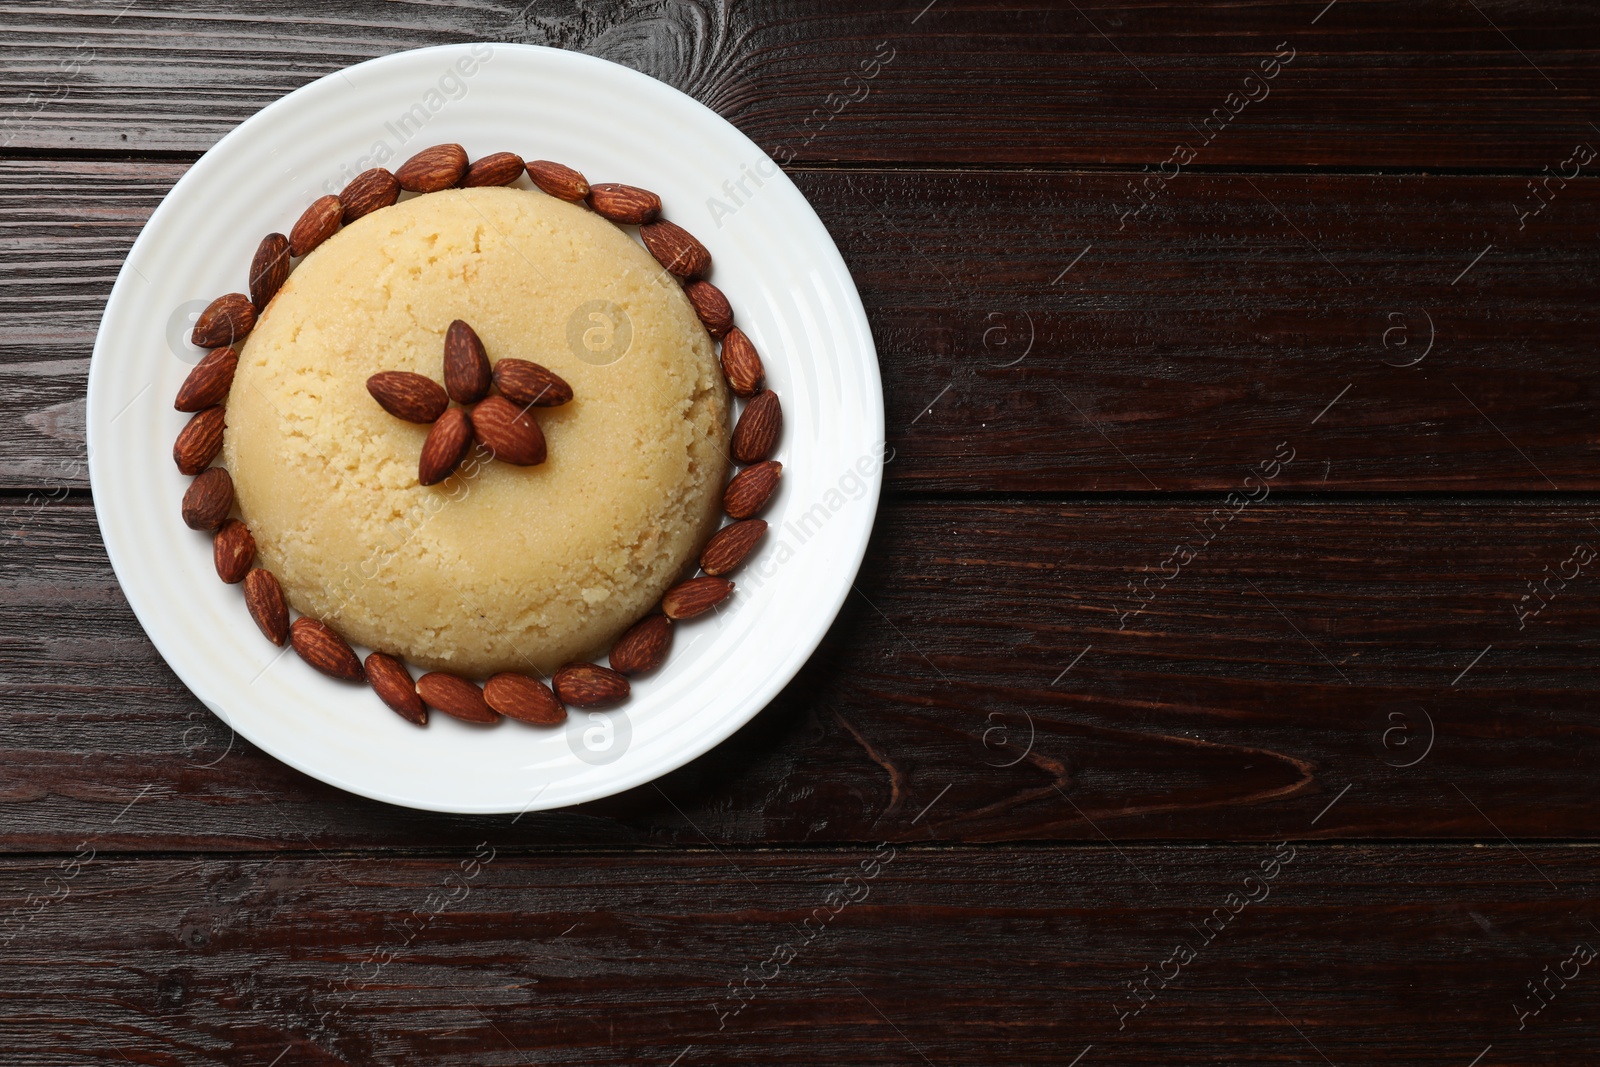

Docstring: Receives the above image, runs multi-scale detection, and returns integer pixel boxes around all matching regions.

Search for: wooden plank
[2,1,1598,166]
[4,499,1598,850]
[0,845,1591,1063]
[5,160,1600,491]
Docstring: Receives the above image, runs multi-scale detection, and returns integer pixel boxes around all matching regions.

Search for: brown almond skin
[588,183,660,225]
[175,347,238,412]
[662,576,734,620]
[181,466,234,530]
[552,662,630,708]
[484,672,566,725]
[525,159,590,202]
[724,460,782,519]
[700,519,767,577]
[191,293,255,349]
[443,319,492,404]
[395,143,468,192]
[492,358,572,407]
[243,568,290,646]
[289,195,342,257]
[173,406,226,475]
[609,614,672,675]
[416,672,499,723]
[684,280,733,339]
[461,151,525,187]
[365,653,427,725]
[291,618,365,682]
[719,327,765,397]
[340,167,400,223]
[249,232,291,311]
[639,220,711,279]
[212,519,255,584]
[472,396,547,466]
[419,407,473,486]
[367,371,449,423]
[731,390,782,463]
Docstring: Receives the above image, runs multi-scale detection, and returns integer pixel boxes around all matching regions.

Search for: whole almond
[472,395,546,466]
[175,346,238,412]
[662,576,733,620]
[173,406,226,475]
[723,460,781,519]
[289,195,342,257]
[416,672,499,723]
[552,662,630,708]
[213,519,255,584]
[719,327,765,397]
[639,220,711,279]
[492,358,572,407]
[396,143,468,192]
[365,652,427,725]
[419,407,473,486]
[462,151,525,187]
[291,617,365,682]
[340,167,400,224]
[609,614,672,675]
[526,159,590,202]
[367,371,449,423]
[181,466,234,530]
[249,232,291,311]
[700,519,767,577]
[731,390,782,463]
[684,280,733,338]
[443,319,492,403]
[191,293,255,348]
[243,568,290,645]
[588,183,661,225]
[484,672,566,725]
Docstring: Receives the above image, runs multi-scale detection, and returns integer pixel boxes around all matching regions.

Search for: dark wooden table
[5,2,1600,1063]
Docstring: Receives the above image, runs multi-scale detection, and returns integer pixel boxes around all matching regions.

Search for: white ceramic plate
[87,44,883,814]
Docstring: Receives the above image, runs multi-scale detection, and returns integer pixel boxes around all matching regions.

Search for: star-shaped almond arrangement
[366,319,573,485]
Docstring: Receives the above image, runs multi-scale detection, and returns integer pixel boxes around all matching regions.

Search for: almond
[291,618,365,682]
[700,519,767,577]
[484,672,566,725]
[472,395,546,466]
[731,390,782,463]
[588,183,661,225]
[367,371,449,423]
[443,319,492,404]
[552,662,630,708]
[365,652,427,725]
[419,407,473,486]
[723,460,781,519]
[173,406,226,475]
[243,568,290,645]
[719,327,765,397]
[340,167,400,223]
[639,220,711,279]
[396,143,468,192]
[462,151,525,187]
[684,280,733,339]
[181,465,234,530]
[212,519,255,584]
[175,346,238,412]
[249,232,291,311]
[609,613,672,675]
[289,195,342,257]
[526,159,590,202]
[492,358,572,407]
[416,672,498,723]
[190,293,255,349]
[662,576,733,620]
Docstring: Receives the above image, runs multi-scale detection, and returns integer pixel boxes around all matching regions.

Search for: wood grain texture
[4,500,1598,850]
[0,846,1593,1064]
[2,1,1598,166]
[5,161,1600,491]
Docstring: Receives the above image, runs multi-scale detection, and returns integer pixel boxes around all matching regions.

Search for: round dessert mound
[224,186,730,676]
